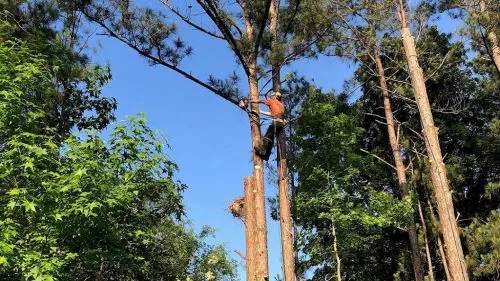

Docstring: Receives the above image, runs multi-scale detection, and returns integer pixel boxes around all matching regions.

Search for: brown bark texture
[417,200,436,281]
[248,69,269,280]
[429,199,453,281]
[396,2,469,281]
[269,0,296,280]
[438,234,453,281]
[244,12,269,279]
[479,0,500,73]
[244,176,257,281]
[374,49,425,281]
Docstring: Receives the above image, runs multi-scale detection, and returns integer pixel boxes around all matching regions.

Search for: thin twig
[360,148,396,170]
[159,0,225,39]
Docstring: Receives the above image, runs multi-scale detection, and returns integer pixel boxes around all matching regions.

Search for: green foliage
[437,0,500,80]
[0,1,117,138]
[355,15,499,281]
[464,211,500,280]
[0,31,236,281]
[288,84,415,280]
[0,37,51,137]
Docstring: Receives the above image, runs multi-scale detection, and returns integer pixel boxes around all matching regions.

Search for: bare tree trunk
[276,132,295,281]
[269,1,295,280]
[395,2,469,281]
[332,223,342,281]
[417,200,436,281]
[248,69,269,280]
[479,0,500,73]
[241,6,270,278]
[428,199,453,281]
[374,48,425,281]
[438,235,453,281]
[245,176,257,281]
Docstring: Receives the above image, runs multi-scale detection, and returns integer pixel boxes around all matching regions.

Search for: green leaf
[22,200,37,213]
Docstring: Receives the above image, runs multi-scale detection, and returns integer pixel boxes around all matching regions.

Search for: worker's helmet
[271,91,282,100]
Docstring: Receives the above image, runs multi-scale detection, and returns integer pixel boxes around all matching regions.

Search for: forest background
[0,0,498,280]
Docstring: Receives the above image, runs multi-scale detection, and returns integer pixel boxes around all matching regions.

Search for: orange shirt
[263,99,285,117]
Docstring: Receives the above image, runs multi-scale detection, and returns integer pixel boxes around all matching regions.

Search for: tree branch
[281,0,301,39]
[81,9,242,108]
[254,0,272,55]
[360,148,396,170]
[158,0,225,40]
[197,0,250,76]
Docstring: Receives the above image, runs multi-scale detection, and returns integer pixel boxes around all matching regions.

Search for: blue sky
[90,1,461,279]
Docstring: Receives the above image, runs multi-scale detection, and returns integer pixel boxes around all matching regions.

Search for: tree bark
[428,198,453,281]
[248,68,269,280]
[269,1,296,280]
[244,176,257,281]
[374,48,425,281]
[395,2,469,281]
[332,223,342,281]
[244,14,269,279]
[417,200,436,281]
[438,234,453,281]
[479,0,500,73]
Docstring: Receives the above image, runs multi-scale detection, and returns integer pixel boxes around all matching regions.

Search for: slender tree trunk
[417,199,436,281]
[479,0,500,73]
[374,48,425,281]
[395,2,469,281]
[248,67,269,280]
[438,235,452,281]
[428,198,453,281]
[332,223,342,281]
[245,176,257,281]
[269,1,295,280]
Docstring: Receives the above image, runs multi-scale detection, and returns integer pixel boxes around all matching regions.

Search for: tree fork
[395,2,469,281]
[270,0,296,279]
[374,49,424,281]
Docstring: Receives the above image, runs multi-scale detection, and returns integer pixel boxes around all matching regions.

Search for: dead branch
[360,148,396,170]
[159,0,225,39]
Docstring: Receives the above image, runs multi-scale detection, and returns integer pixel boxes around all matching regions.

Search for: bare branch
[360,148,397,170]
[424,49,452,81]
[234,249,246,261]
[281,0,301,39]
[197,0,250,75]
[254,0,272,55]
[159,0,225,39]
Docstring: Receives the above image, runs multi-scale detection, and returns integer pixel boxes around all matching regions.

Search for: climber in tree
[248,92,285,161]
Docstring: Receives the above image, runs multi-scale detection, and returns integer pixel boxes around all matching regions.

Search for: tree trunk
[332,223,342,281]
[248,68,269,280]
[417,199,436,281]
[242,7,270,279]
[269,1,295,280]
[245,176,257,281]
[395,2,469,281]
[428,198,453,281]
[438,235,452,281]
[374,48,425,281]
[479,0,500,73]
